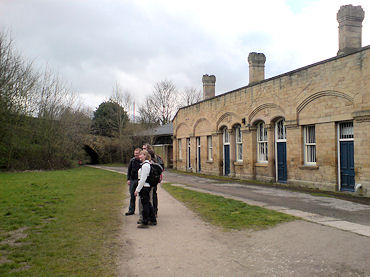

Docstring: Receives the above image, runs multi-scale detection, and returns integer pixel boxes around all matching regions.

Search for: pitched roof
[139,123,173,136]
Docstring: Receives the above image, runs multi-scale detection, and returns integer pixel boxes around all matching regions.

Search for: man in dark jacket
[125,148,142,215]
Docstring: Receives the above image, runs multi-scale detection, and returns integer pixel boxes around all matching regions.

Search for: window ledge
[234,161,243,166]
[255,162,268,167]
[206,160,214,164]
[299,165,319,170]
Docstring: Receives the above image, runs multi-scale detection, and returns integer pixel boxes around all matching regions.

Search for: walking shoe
[137,219,143,224]
[149,221,157,226]
[137,224,149,228]
[125,211,134,216]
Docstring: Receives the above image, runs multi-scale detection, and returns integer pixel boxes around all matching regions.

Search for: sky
[0,0,369,114]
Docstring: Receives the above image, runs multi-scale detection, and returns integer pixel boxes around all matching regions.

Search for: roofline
[173,45,370,120]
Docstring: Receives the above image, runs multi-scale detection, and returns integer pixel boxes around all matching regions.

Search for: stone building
[172,5,370,196]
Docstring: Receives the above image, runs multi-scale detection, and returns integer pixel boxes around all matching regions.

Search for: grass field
[0,167,125,276]
[162,183,296,230]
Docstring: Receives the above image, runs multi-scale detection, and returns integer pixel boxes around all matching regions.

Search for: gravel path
[118,184,370,277]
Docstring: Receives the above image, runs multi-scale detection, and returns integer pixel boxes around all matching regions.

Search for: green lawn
[162,183,296,230]
[0,167,125,276]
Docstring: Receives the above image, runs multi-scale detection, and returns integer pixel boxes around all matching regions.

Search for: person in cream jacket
[134,150,157,228]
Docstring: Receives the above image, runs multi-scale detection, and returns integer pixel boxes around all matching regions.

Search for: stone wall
[173,47,370,196]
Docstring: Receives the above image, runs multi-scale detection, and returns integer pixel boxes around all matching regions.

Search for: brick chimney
[202,74,216,100]
[248,52,266,85]
[337,5,365,55]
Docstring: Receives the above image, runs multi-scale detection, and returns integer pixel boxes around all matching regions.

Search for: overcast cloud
[0,0,369,113]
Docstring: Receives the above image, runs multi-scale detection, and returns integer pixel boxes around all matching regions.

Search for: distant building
[172,5,369,196]
[139,123,173,168]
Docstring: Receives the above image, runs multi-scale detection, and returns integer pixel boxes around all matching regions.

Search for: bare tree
[106,83,134,161]
[36,66,75,119]
[34,67,90,169]
[137,97,160,125]
[0,31,40,168]
[110,82,133,120]
[0,32,39,116]
[179,87,202,107]
[139,80,178,125]
[0,30,92,170]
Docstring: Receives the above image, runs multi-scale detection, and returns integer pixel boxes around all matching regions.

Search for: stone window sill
[206,160,214,164]
[234,161,243,166]
[255,162,268,167]
[299,165,319,170]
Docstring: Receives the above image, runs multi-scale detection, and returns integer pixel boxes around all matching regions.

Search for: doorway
[196,137,201,172]
[275,119,287,183]
[338,122,355,191]
[186,138,191,170]
[223,128,230,176]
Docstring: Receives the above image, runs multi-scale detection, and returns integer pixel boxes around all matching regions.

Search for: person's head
[143,143,155,158]
[139,150,151,162]
[142,143,152,151]
[134,148,141,160]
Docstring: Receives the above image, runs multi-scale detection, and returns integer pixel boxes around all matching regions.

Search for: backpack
[153,155,165,171]
[144,161,163,187]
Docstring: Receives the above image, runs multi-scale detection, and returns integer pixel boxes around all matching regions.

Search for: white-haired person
[134,150,157,228]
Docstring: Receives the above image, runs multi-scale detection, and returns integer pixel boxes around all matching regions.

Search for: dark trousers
[139,187,156,224]
[152,186,158,215]
[128,179,138,213]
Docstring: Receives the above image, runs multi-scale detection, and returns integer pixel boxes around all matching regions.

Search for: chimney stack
[248,52,266,85]
[202,74,216,100]
[337,5,365,55]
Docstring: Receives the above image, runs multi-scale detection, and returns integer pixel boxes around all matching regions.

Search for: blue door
[224,145,230,176]
[277,142,287,183]
[197,150,201,172]
[340,141,355,191]
[186,138,191,169]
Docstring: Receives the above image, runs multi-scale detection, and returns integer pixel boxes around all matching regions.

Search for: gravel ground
[117,185,370,277]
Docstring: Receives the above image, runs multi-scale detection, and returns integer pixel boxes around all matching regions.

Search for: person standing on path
[143,143,164,217]
[125,148,142,216]
[134,150,157,228]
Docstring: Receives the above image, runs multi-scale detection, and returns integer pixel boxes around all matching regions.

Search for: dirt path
[117,184,370,277]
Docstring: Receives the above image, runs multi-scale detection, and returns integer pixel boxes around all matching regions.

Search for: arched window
[257,122,268,162]
[235,125,243,161]
[276,119,286,141]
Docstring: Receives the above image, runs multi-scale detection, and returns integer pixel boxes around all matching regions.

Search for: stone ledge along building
[172,5,370,196]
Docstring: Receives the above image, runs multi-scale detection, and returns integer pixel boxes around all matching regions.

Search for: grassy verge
[168,168,244,183]
[0,167,125,276]
[162,183,296,231]
[168,169,370,205]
